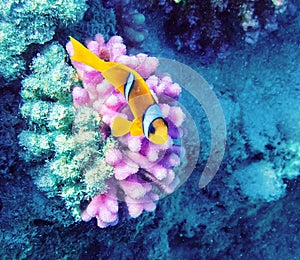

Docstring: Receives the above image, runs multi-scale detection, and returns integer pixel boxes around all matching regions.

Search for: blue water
[0,1,299,259]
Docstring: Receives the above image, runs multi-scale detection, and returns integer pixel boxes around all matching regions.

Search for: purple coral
[67,34,185,227]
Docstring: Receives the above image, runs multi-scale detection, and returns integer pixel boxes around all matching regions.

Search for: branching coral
[66,34,186,227]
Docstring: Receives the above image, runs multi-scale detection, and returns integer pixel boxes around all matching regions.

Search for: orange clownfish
[69,37,168,145]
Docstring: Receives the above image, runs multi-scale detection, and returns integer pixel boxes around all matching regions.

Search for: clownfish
[69,37,168,145]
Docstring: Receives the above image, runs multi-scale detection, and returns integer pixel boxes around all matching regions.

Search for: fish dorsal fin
[129,118,143,136]
[111,116,132,137]
[102,63,134,92]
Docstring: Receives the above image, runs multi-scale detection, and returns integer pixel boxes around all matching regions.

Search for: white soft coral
[234,161,286,202]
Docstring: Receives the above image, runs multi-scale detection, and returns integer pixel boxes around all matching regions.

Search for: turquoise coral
[21,43,76,103]
[0,0,88,79]
[19,42,116,222]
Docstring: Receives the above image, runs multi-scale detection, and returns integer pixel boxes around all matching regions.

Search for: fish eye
[149,123,156,134]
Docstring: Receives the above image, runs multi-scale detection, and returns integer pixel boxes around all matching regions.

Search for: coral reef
[19,34,187,227]
[66,34,186,227]
[1,2,299,258]
[157,0,298,61]
[160,0,232,61]
[0,0,88,80]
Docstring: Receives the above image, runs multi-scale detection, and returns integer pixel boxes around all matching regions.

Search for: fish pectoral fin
[111,116,132,137]
[129,118,144,136]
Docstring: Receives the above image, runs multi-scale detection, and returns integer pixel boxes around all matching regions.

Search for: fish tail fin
[69,36,114,72]
[111,116,132,137]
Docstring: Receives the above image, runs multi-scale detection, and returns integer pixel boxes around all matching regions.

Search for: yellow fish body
[69,37,168,145]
